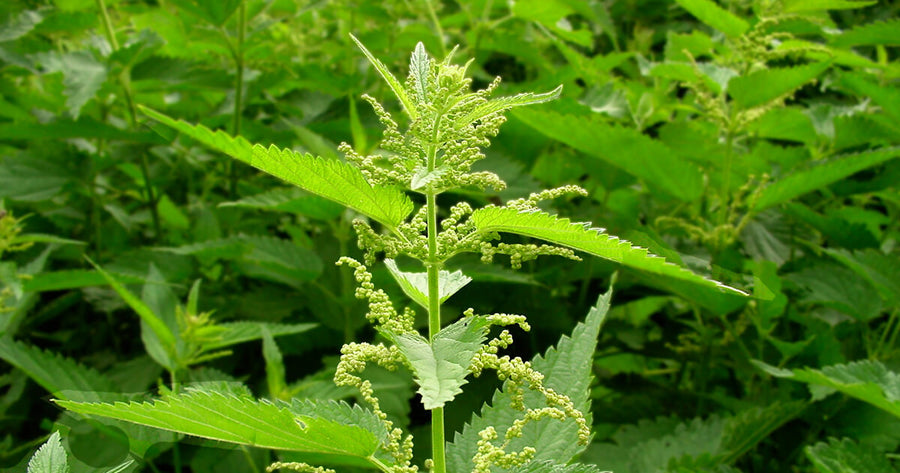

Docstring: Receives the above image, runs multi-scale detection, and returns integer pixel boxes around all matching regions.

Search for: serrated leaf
[383,259,472,309]
[410,165,449,190]
[350,34,417,120]
[205,322,317,350]
[674,0,749,37]
[140,107,413,230]
[728,62,830,110]
[31,51,107,119]
[237,235,324,283]
[838,72,900,122]
[507,461,606,473]
[0,9,44,42]
[447,284,612,471]
[752,147,900,212]
[409,42,430,103]
[782,0,876,12]
[823,249,900,305]
[471,207,744,294]
[385,317,490,409]
[453,85,563,131]
[806,438,899,473]
[0,338,117,402]
[219,188,344,220]
[27,431,68,473]
[717,402,805,463]
[57,391,390,468]
[753,360,900,418]
[513,108,703,201]
[831,19,900,47]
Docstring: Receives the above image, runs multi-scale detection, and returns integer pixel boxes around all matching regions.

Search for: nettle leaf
[823,248,900,305]
[805,438,899,473]
[830,19,900,47]
[674,0,749,37]
[0,338,117,402]
[205,322,317,350]
[514,109,703,201]
[237,235,324,283]
[219,188,344,220]
[409,41,430,103]
[447,285,611,471]
[31,50,108,119]
[0,9,44,42]
[752,146,900,212]
[27,431,68,473]
[782,0,876,12]
[350,34,417,120]
[410,165,449,190]
[385,316,490,409]
[383,259,472,309]
[837,72,900,121]
[753,360,900,418]
[471,207,744,294]
[57,391,390,468]
[140,107,413,230]
[506,461,606,473]
[728,62,830,110]
[453,85,563,131]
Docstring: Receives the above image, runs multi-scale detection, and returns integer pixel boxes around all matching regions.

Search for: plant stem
[96,0,162,238]
[425,139,446,472]
[229,1,247,197]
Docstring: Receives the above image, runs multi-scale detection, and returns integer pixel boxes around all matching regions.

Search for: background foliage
[1,0,898,472]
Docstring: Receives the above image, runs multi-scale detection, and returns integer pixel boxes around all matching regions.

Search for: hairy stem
[96,0,161,238]
[425,138,446,472]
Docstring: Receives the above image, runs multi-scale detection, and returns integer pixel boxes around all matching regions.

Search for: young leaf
[453,85,563,131]
[384,316,491,409]
[805,438,899,473]
[447,284,612,470]
[30,51,107,119]
[0,9,44,42]
[140,107,413,230]
[409,41,430,103]
[27,431,68,473]
[383,259,472,309]
[753,360,900,418]
[751,147,900,212]
[728,62,831,110]
[471,207,745,294]
[830,19,900,47]
[674,0,750,37]
[0,338,117,402]
[56,391,391,468]
[349,34,418,120]
[513,109,703,201]
[262,327,288,400]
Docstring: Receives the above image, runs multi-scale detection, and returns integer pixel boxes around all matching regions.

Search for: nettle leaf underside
[140,107,413,230]
[447,284,612,471]
[56,391,389,468]
[472,207,745,295]
[386,316,491,409]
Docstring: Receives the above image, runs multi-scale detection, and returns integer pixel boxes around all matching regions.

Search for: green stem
[96,0,161,238]
[229,1,247,197]
[425,140,446,472]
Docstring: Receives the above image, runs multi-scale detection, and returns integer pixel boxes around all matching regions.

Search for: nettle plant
[58,37,741,473]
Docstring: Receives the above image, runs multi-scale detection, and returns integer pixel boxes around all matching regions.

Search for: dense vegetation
[1,0,899,472]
